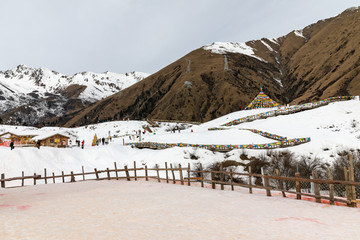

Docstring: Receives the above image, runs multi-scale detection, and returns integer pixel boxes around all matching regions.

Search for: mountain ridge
[60,7,360,127]
[0,64,149,125]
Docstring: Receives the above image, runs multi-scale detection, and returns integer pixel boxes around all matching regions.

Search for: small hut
[0,131,39,146]
[245,87,280,109]
[32,132,74,148]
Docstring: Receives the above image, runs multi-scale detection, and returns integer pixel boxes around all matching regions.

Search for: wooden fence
[1,160,359,208]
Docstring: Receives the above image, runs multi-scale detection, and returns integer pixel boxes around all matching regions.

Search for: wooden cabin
[33,133,72,148]
[0,131,38,145]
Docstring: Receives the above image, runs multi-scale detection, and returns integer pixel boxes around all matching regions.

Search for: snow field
[1,180,360,240]
[0,100,359,186]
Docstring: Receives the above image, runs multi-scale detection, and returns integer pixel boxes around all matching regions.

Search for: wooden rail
[1,159,358,208]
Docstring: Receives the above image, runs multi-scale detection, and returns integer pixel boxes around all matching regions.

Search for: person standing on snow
[10,141,14,150]
[81,140,85,149]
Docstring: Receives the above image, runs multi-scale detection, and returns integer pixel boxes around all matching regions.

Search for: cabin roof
[32,131,75,141]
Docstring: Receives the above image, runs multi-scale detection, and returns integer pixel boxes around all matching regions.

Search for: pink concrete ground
[1,180,360,240]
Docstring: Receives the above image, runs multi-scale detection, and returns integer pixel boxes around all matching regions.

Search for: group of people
[93,136,112,146]
[75,140,85,149]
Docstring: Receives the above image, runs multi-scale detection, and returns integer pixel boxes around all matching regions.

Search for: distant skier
[102,137,105,145]
[37,140,41,149]
[10,141,14,150]
[81,140,85,149]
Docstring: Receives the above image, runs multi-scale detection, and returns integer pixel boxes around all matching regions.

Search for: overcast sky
[0,0,359,75]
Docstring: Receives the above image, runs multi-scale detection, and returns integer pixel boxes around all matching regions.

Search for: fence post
[187,163,191,186]
[261,167,265,187]
[248,166,252,194]
[230,169,234,191]
[295,172,301,200]
[82,166,85,181]
[1,173,5,188]
[264,173,271,197]
[179,164,184,185]
[170,163,176,184]
[312,171,321,203]
[124,166,130,181]
[275,169,286,197]
[106,168,110,180]
[134,161,137,181]
[156,165,160,182]
[71,171,75,182]
[52,172,55,183]
[349,154,357,207]
[44,168,47,184]
[94,168,99,180]
[165,162,169,183]
[344,167,351,206]
[62,171,65,182]
[199,163,204,188]
[211,172,215,189]
[114,162,118,180]
[310,176,314,193]
[145,165,148,181]
[34,173,37,185]
[328,168,335,205]
[220,163,224,190]
[22,171,24,187]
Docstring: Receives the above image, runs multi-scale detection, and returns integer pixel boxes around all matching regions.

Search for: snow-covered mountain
[0,65,149,125]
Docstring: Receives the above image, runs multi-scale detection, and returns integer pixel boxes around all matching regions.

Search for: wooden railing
[1,160,359,208]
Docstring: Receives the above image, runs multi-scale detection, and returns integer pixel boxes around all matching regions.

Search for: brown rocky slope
[62,7,360,127]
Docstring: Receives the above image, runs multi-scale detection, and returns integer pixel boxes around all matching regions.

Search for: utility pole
[185,58,191,73]
[224,55,229,71]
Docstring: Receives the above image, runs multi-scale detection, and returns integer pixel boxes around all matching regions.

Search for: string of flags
[151,119,201,125]
[245,87,280,109]
[244,128,287,140]
[125,137,311,150]
[221,95,355,127]
[208,127,228,131]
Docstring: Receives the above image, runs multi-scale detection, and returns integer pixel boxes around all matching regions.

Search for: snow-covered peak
[0,65,150,102]
[69,71,149,101]
[203,42,266,62]
[0,65,150,125]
